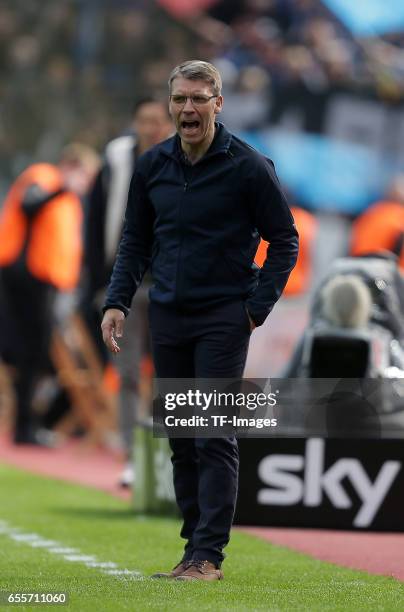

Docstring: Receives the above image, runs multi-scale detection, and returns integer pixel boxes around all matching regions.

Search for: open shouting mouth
[181,120,200,135]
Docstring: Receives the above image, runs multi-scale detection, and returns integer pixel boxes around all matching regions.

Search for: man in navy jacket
[102,60,298,581]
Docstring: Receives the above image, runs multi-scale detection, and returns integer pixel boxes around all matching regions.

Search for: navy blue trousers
[149,300,251,567]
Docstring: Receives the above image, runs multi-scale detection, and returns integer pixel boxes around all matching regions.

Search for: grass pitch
[0,463,403,611]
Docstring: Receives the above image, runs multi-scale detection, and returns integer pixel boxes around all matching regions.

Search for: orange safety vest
[254,206,317,297]
[0,163,82,291]
[350,200,404,271]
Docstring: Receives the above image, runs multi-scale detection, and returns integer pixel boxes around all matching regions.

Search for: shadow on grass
[50,507,180,522]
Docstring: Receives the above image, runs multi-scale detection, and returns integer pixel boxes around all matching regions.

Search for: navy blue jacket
[104,123,298,326]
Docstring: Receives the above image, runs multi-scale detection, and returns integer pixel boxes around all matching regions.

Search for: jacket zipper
[175,165,191,304]
[172,148,233,303]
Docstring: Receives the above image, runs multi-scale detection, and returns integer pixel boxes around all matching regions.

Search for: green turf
[0,463,403,611]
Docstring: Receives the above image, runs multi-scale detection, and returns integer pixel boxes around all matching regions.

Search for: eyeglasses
[169,94,218,107]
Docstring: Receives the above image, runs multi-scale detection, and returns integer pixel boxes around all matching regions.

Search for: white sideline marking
[48,547,78,554]
[86,561,118,569]
[103,569,142,577]
[63,555,97,562]
[10,533,39,542]
[31,540,59,548]
[0,519,143,580]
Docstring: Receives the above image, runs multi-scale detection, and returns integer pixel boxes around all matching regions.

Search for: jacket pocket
[221,248,250,283]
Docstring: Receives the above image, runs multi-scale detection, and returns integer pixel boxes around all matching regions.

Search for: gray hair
[168,60,222,96]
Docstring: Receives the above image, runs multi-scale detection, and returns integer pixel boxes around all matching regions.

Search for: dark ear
[214,95,223,115]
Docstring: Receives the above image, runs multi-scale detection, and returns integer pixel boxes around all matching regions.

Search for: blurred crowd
[2,0,404,188]
[205,0,404,93]
[0,0,192,189]
[191,0,404,132]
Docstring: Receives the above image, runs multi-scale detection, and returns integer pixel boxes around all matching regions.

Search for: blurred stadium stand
[1,0,404,208]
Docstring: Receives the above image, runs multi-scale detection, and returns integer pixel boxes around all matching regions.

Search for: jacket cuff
[102,304,129,317]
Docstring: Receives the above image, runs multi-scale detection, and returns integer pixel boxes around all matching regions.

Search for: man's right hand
[101,308,125,353]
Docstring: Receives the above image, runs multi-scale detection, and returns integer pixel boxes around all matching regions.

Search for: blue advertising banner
[241,129,392,214]
[322,0,404,37]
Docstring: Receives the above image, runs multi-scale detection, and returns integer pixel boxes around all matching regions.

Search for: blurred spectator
[0,143,99,444]
[220,64,270,130]
[255,205,318,296]
[82,98,173,486]
[350,174,404,271]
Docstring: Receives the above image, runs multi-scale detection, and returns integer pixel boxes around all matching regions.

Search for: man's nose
[182,97,195,112]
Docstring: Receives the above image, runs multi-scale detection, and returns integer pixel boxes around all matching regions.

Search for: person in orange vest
[254,205,317,297]
[0,144,99,444]
[350,175,404,271]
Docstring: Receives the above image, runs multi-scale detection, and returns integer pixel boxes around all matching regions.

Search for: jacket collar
[159,122,233,160]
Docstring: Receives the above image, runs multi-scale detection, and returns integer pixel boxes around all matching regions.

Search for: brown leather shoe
[176,560,224,581]
[150,560,189,579]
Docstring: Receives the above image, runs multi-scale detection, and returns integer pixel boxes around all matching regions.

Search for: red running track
[1,434,403,581]
[241,527,404,582]
[0,434,131,500]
